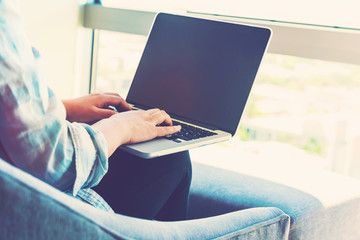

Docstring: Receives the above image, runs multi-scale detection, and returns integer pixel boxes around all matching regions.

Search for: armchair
[0,158,290,239]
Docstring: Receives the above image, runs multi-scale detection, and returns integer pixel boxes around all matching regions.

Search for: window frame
[83,4,360,65]
[82,4,360,93]
[81,3,360,178]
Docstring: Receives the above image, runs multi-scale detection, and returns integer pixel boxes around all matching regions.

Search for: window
[101,0,360,29]
[89,2,360,180]
[95,31,146,98]
[181,0,360,29]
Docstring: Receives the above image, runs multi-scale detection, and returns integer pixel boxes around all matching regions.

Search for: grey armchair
[2,154,360,239]
[0,158,290,240]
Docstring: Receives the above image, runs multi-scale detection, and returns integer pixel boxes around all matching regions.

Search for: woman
[0,0,191,221]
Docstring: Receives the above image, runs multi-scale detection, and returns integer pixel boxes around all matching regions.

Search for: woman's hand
[62,92,132,123]
[92,109,181,157]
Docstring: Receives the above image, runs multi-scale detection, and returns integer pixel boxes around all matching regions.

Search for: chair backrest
[0,158,122,240]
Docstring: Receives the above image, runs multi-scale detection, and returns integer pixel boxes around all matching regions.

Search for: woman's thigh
[93,149,192,220]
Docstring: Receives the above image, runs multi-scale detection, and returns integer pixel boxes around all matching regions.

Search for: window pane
[95,30,360,179]
[95,31,146,98]
[182,0,360,30]
[101,0,360,30]
[101,0,178,12]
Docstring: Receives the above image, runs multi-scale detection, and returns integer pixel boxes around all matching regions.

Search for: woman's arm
[92,109,181,156]
[62,93,181,156]
[62,92,132,123]
[0,0,108,195]
[0,0,181,195]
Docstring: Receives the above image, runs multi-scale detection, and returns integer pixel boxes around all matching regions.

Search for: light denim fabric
[189,162,360,240]
[0,0,108,201]
[0,158,291,240]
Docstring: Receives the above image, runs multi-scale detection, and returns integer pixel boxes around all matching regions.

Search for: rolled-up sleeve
[0,0,109,195]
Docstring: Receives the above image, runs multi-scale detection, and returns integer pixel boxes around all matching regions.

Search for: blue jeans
[93,149,192,221]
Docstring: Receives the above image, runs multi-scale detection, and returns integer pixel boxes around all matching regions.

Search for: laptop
[119,12,272,159]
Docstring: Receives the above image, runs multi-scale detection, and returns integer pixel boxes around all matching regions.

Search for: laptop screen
[126,13,271,135]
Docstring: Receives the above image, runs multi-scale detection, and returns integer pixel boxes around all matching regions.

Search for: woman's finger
[147,109,173,126]
[101,95,132,111]
[156,125,181,137]
[94,108,118,119]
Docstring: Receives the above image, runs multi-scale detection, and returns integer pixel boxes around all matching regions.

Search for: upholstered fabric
[0,158,290,240]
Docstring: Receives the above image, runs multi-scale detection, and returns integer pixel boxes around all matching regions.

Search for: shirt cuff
[67,122,109,195]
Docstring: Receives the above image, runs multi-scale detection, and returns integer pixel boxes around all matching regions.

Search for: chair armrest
[0,158,290,240]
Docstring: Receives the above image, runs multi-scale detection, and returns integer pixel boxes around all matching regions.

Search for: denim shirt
[0,0,113,212]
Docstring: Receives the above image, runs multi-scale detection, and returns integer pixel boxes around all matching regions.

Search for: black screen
[126,13,271,135]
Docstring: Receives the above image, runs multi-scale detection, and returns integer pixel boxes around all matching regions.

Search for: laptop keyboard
[164,120,217,142]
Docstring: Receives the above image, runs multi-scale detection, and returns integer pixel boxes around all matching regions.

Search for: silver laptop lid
[126,13,271,136]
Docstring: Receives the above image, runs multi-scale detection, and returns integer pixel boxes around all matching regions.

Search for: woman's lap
[93,149,192,221]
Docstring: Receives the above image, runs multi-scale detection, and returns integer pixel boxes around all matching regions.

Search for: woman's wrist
[91,117,129,157]
[62,99,75,122]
